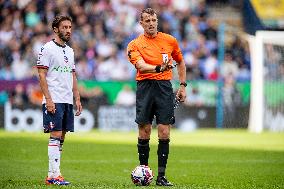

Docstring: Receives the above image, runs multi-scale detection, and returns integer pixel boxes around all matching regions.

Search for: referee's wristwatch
[180,82,187,87]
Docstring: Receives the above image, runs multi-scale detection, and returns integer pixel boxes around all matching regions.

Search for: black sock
[157,139,170,177]
[59,139,64,152]
[137,138,150,166]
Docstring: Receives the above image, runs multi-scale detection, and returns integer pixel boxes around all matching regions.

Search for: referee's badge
[162,53,169,63]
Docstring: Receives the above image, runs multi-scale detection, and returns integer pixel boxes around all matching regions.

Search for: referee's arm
[176,59,186,84]
[135,59,157,73]
[135,58,173,73]
[176,59,187,102]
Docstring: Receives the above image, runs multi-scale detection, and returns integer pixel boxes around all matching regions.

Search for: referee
[127,8,187,186]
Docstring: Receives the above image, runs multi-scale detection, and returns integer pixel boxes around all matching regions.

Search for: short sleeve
[72,63,76,72]
[36,46,50,69]
[127,40,142,65]
[171,38,183,63]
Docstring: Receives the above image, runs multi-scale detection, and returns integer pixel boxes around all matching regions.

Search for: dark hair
[51,15,72,30]
[140,8,157,21]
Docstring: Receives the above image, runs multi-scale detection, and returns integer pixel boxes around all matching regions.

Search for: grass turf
[0,129,283,189]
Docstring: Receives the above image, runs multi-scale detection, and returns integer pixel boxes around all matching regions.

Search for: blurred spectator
[207,67,218,81]
[194,0,208,17]
[172,0,191,12]
[115,84,136,106]
[231,35,245,61]
[0,91,8,105]
[202,19,217,41]
[78,85,109,106]
[264,44,282,81]
[0,64,15,80]
[96,36,116,58]
[236,59,250,81]
[76,57,94,80]
[108,53,132,81]
[184,87,204,107]
[185,15,200,42]
[27,83,42,106]
[11,54,31,80]
[0,0,249,84]
[10,83,29,106]
[94,57,113,81]
[24,2,41,27]
[223,74,242,127]
[88,86,109,107]
[279,63,284,81]
[201,52,218,80]
[223,74,241,106]
[221,52,239,79]
[0,17,15,45]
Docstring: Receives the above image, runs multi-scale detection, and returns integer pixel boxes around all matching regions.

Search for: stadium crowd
[0,0,251,106]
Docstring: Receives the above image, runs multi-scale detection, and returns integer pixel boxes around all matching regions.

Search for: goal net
[248,31,284,132]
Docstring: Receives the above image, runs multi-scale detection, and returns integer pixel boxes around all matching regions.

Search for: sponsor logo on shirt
[52,65,73,73]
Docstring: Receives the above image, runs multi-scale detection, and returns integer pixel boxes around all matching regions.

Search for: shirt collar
[52,39,66,48]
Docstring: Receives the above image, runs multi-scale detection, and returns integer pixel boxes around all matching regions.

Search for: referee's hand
[160,58,174,72]
[176,87,186,102]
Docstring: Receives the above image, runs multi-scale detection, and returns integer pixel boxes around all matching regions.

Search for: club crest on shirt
[64,55,69,63]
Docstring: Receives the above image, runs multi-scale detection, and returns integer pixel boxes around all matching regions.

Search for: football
[131,165,154,186]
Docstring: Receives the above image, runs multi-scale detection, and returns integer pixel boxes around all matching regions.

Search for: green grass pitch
[0,129,284,189]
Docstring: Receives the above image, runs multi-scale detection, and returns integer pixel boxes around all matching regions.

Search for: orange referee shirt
[127,32,184,81]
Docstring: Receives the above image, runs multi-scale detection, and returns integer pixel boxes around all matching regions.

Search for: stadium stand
[0,0,250,109]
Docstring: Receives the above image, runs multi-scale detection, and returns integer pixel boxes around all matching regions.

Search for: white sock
[59,139,64,176]
[48,137,61,178]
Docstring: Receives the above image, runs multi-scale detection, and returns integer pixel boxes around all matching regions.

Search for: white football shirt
[36,39,75,104]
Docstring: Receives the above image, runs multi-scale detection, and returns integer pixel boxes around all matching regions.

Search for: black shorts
[42,103,74,133]
[136,80,175,125]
